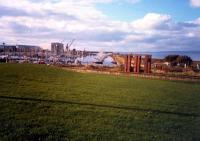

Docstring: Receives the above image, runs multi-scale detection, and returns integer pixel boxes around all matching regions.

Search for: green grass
[0,63,200,141]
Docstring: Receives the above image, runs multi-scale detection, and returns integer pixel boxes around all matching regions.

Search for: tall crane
[66,39,75,51]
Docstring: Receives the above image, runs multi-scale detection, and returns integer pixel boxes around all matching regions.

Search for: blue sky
[97,0,200,22]
[0,0,200,52]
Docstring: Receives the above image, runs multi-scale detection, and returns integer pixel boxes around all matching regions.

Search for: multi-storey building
[51,43,64,55]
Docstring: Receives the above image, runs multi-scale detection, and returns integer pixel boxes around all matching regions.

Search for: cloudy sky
[0,0,200,52]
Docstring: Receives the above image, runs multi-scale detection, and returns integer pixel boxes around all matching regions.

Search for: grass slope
[0,64,200,141]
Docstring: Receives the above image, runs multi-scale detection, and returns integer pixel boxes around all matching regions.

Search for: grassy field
[0,63,200,141]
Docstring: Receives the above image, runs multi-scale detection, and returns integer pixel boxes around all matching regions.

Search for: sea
[147,51,200,61]
[121,51,200,61]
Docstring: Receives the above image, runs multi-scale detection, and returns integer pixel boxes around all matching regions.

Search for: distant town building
[0,44,41,56]
[0,45,17,53]
[51,43,64,55]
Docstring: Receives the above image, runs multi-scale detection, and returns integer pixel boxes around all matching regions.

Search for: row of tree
[164,55,193,66]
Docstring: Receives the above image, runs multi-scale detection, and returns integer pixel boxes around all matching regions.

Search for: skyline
[0,0,200,52]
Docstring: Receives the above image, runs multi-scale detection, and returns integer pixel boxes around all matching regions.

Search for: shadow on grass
[0,95,198,117]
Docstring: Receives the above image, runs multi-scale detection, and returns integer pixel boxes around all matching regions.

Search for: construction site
[1,41,200,82]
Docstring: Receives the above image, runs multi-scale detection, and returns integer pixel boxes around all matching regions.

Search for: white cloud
[127,0,141,4]
[131,13,172,30]
[190,0,200,7]
[0,0,200,52]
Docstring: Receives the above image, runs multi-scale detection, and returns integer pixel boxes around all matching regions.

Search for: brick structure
[124,55,128,72]
[124,54,152,74]
[144,55,151,73]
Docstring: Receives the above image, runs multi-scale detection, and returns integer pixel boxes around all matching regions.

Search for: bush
[164,67,183,72]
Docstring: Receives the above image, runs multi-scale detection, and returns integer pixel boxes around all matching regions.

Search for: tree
[164,55,179,66]
[164,55,193,67]
[164,55,179,62]
[176,55,193,66]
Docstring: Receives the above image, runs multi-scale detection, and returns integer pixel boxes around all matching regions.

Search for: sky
[0,0,200,52]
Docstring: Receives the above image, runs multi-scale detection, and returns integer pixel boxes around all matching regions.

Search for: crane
[66,39,75,51]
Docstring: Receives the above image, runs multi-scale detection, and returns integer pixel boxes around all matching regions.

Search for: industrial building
[51,43,64,55]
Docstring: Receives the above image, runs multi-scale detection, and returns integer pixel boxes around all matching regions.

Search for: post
[144,55,148,73]
[148,55,152,73]
[144,55,151,73]
[127,55,132,73]
[134,56,138,73]
[136,56,141,73]
[124,55,128,72]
